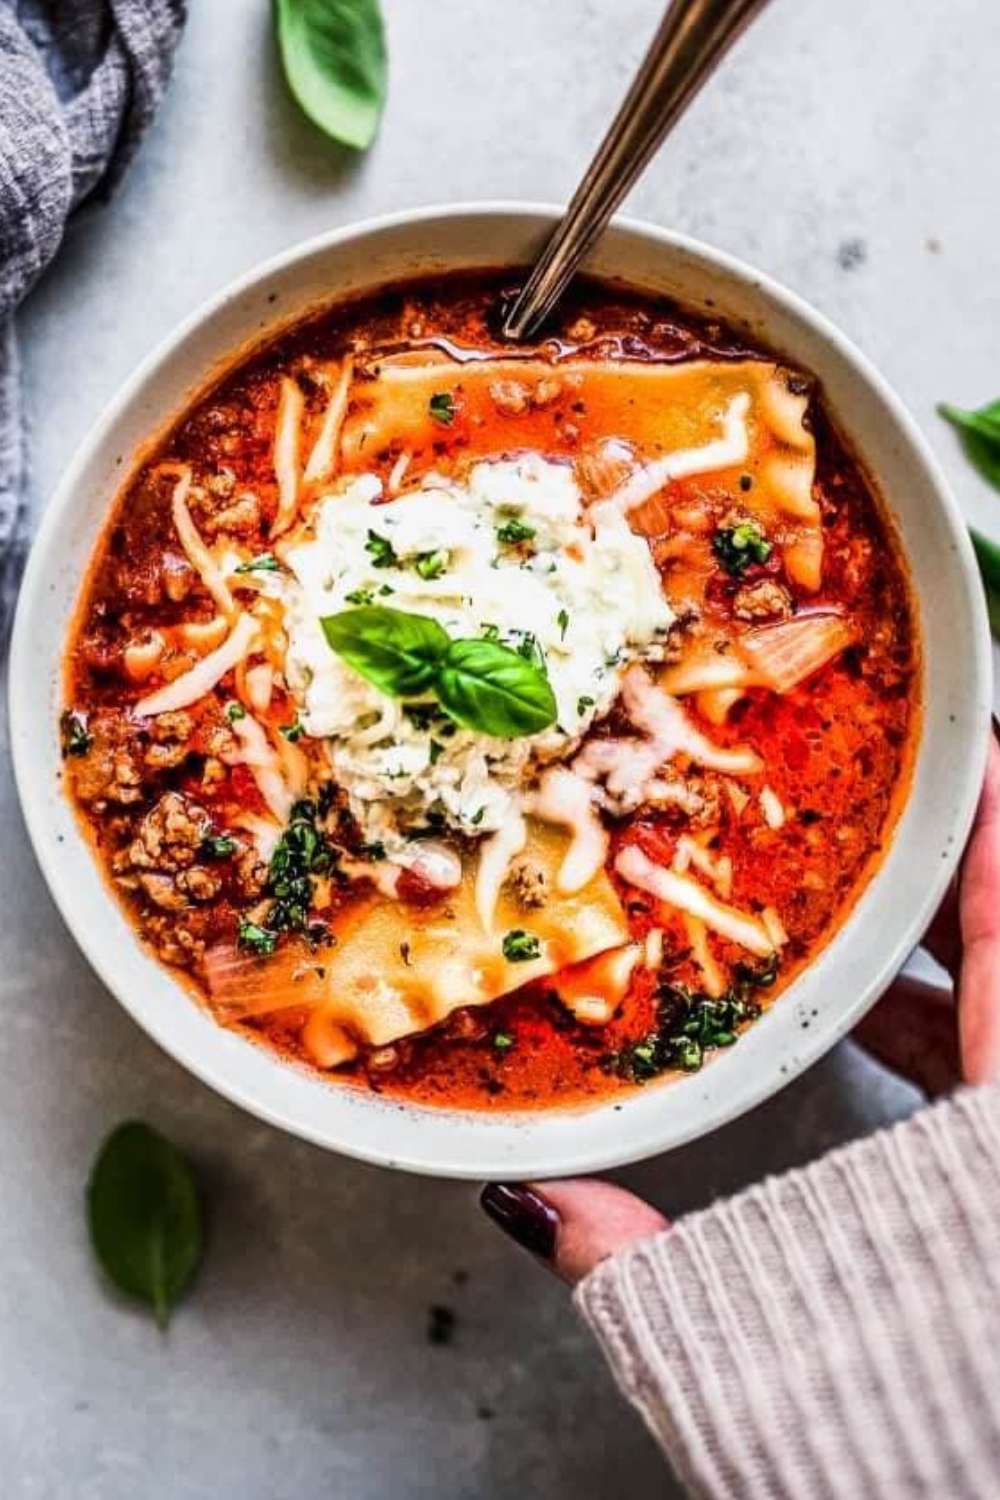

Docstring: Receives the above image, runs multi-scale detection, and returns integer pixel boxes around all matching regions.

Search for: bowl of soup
[9,205,992,1176]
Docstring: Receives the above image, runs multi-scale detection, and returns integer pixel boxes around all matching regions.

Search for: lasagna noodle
[340,356,820,587]
[206,822,629,1052]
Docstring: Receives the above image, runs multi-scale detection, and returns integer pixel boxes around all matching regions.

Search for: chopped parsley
[365,529,398,569]
[356,840,387,861]
[60,710,92,758]
[234,553,280,574]
[237,920,277,957]
[201,835,237,860]
[263,800,339,937]
[414,549,450,580]
[492,1031,515,1051]
[429,392,456,425]
[225,701,246,722]
[712,522,772,576]
[429,738,444,765]
[404,702,442,731]
[347,584,394,604]
[470,807,486,827]
[511,629,545,669]
[496,518,536,545]
[557,608,569,638]
[502,929,541,963]
[279,721,305,742]
[577,694,595,717]
[606,960,778,1082]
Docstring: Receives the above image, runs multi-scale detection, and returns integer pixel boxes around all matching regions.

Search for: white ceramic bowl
[9,204,993,1178]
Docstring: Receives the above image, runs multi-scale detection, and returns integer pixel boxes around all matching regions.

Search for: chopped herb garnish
[712,522,772,576]
[480,622,501,641]
[470,807,486,827]
[492,1031,515,1051]
[429,392,455,425]
[60,710,92,758]
[263,800,339,937]
[414,548,450,580]
[280,721,305,742]
[496,518,536,545]
[226,702,246,722]
[234,553,280,574]
[345,587,375,605]
[404,702,442,730]
[577,694,595,717]
[502,929,541,962]
[511,630,545,669]
[429,738,444,764]
[357,840,386,861]
[237,920,277,957]
[365,529,398,569]
[556,608,569,639]
[606,959,777,1082]
[201,835,237,860]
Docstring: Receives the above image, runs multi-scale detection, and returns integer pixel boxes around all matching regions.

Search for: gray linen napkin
[0,0,186,638]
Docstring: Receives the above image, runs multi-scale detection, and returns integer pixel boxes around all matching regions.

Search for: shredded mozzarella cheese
[133,612,258,717]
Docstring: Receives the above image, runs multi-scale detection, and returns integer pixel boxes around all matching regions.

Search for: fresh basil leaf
[321,606,449,698]
[87,1122,204,1330]
[939,400,1000,490]
[971,529,1000,636]
[274,0,387,151]
[436,637,557,738]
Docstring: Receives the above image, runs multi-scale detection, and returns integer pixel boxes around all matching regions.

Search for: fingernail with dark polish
[480,1183,559,1260]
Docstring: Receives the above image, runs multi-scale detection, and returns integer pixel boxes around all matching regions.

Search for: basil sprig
[274,0,387,152]
[87,1122,204,1330]
[971,530,1000,636]
[321,606,557,739]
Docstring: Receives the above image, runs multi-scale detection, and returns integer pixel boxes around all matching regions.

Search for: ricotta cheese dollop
[280,455,674,849]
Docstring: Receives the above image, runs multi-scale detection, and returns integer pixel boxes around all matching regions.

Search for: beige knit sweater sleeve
[575,1086,1000,1499]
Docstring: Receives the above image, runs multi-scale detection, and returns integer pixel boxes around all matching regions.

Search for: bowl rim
[9,200,993,1177]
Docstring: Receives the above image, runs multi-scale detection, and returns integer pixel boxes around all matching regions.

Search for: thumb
[480,1178,669,1285]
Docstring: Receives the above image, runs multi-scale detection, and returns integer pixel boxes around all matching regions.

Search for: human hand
[480,732,1000,1285]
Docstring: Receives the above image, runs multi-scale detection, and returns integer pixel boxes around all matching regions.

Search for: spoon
[502,0,772,342]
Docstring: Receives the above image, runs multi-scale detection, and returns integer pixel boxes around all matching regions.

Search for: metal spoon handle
[502,0,771,341]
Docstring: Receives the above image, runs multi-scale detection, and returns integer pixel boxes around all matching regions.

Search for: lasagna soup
[63,275,918,1109]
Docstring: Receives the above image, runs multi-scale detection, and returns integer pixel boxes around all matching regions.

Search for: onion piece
[660,614,856,701]
[303,356,354,486]
[740,614,856,694]
[133,613,258,717]
[163,464,234,618]
[271,377,305,537]
[616,845,774,958]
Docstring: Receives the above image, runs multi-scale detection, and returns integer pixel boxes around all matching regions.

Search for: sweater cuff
[575,1085,1000,1500]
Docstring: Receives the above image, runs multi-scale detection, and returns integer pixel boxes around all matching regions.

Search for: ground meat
[732,579,793,622]
[235,845,268,899]
[177,866,224,901]
[126,791,210,873]
[143,914,207,968]
[71,713,145,809]
[142,710,195,771]
[505,857,548,908]
[135,871,190,912]
[197,489,262,538]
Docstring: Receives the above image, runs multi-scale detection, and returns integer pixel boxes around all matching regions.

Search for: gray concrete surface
[2,1,999,1495]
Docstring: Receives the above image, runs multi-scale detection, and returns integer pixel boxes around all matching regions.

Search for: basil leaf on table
[437,637,557,738]
[274,0,387,151]
[971,530,1000,636]
[87,1122,204,1330]
[939,399,1000,490]
[321,606,449,697]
